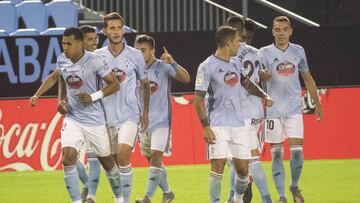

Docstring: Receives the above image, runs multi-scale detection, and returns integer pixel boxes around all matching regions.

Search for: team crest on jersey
[112,67,126,83]
[66,74,83,89]
[276,61,295,76]
[224,71,239,87]
[150,81,159,95]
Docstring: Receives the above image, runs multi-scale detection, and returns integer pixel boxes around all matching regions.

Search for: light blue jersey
[195,55,245,127]
[258,43,309,118]
[144,59,176,133]
[95,45,147,126]
[57,51,111,126]
[236,42,263,119]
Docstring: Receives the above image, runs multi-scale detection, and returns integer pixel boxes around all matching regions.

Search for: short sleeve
[195,62,211,92]
[298,46,309,72]
[135,53,147,80]
[165,63,177,78]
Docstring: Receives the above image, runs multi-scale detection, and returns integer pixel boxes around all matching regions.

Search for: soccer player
[57,27,122,203]
[225,16,273,203]
[258,16,323,203]
[94,12,150,203]
[29,25,102,203]
[133,35,190,203]
[243,19,257,45]
[194,26,273,203]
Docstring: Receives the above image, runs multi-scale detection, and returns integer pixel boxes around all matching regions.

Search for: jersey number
[266,119,274,130]
[243,60,260,78]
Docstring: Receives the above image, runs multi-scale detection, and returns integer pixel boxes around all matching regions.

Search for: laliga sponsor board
[1,88,360,171]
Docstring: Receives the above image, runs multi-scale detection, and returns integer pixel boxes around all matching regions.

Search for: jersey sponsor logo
[112,67,126,83]
[276,61,295,76]
[223,71,239,87]
[150,80,159,95]
[66,74,83,89]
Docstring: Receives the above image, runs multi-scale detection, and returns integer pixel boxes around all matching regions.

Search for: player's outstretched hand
[29,95,38,106]
[204,127,216,144]
[76,92,92,106]
[140,112,149,132]
[315,105,323,121]
[160,46,174,64]
[57,100,68,115]
[259,69,271,81]
[264,96,274,107]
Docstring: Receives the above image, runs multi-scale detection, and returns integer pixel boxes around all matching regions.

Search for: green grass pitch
[0,159,359,202]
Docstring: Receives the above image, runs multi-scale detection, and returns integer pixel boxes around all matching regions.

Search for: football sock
[145,166,162,198]
[249,157,271,200]
[159,163,171,193]
[64,164,81,202]
[271,144,285,198]
[105,164,122,199]
[290,145,304,188]
[87,152,101,196]
[119,164,133,203]
[76,159,88,188]
[209,171,222,203]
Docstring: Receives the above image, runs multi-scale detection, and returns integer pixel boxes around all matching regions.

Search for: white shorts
[117,121,139,148]
[244,118,262,150]
[61,118,111,157]
[106,124,118,154]
[139,127,172,157]
[207,126,251,160]
[265,114,304,143]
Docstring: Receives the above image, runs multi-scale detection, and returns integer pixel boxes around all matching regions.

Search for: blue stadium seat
[10,28,39,36]
[16,0,47,32]
[46,0,78,28]
[8,0,22,4]
[40,27,65,35]
[0,30,9,37]
[0,1,17,34]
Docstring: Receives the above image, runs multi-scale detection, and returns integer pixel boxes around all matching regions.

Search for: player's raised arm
[301,70,323,121]
[161,46,190,83]
[241,74,274,107]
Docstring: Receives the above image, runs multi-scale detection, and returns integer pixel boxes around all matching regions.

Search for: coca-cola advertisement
[1,87,360,172]
[0,98,63,171]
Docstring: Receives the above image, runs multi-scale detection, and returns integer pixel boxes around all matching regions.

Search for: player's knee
[97,155,115,171]
[211,159,227,174]
[61,147,77,166]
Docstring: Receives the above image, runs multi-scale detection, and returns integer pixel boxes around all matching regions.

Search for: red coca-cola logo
[0,99,65,171]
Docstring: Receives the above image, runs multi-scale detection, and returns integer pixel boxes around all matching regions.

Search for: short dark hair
[225,15,245,34]
[215,26,237,48]
[135,34,155,49]
[63,27,83,41]
[273,16,291,27]
[104,12,124,28]
[244,19,257,34]
[79,25,96,34]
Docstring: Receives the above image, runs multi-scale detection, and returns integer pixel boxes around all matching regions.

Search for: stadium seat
[0,30,9,36]
[10,28,39,36]
[46,0,78,28]
[40,27,65,35]
[0,1,17,34]
[16,0,47,32]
